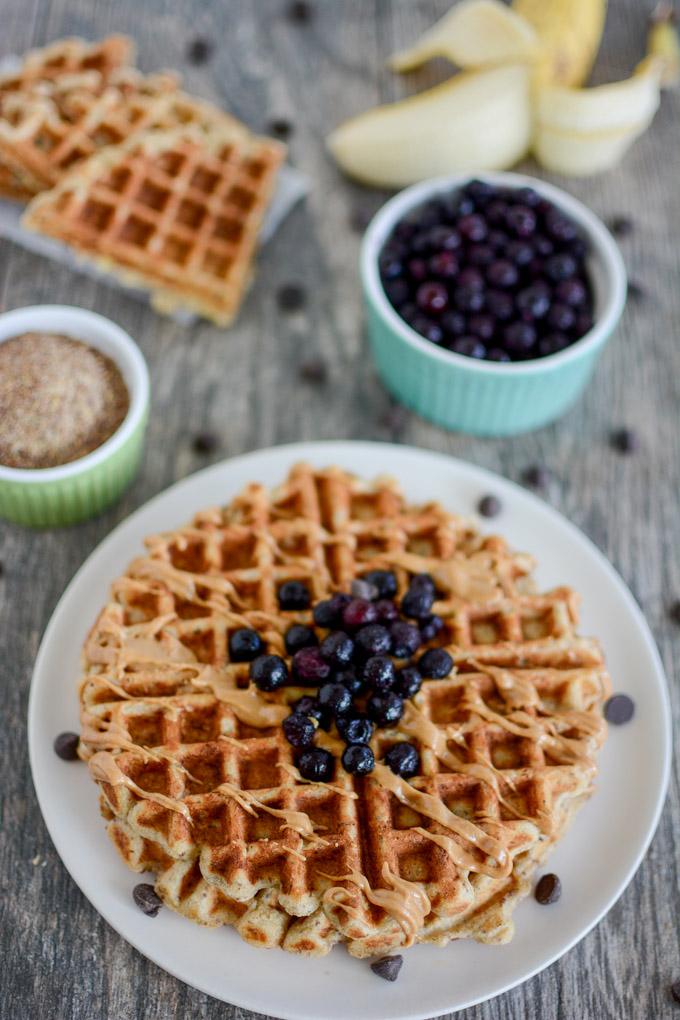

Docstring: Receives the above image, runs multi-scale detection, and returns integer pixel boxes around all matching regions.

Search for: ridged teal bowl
[361,172,627,436]
[0,306,149,527]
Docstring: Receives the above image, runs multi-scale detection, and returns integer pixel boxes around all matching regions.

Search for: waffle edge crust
[78,463,611,959]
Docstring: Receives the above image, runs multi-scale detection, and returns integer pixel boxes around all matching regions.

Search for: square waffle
[78,464,611,959]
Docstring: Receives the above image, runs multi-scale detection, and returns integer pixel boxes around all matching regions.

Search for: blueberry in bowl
[361,172,626,436]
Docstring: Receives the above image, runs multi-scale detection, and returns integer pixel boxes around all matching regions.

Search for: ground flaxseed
[0,332,129,469]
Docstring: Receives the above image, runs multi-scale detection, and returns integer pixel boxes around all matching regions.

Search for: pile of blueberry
[379,179,594,362]
[229,570,454,783]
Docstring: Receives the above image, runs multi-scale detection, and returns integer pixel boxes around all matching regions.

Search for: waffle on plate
[78,463,610,959]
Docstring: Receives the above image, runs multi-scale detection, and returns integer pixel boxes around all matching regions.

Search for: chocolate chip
[478,494,502,518]
[522,464,551,489]
[604,693,635,725]
[627,280,646,302]
[607,216,634,238]
[287,1,312,22]
[380,402,409,435]
[192,432,219,455]
[611,427,639,454]
[53,732,79,761]
[133,883,163,917]
[186,37,213,64]
[534,873,561,905]
[269,117,293,140]
[671,980,680,1005]
[277,283,306,312]
[299,357,327,384]
[0,560,4,577]
[370,954,403,981]
[669,601,680,625]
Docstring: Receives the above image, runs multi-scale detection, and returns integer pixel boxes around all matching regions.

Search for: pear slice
[389,0,539,72]
[327,63,531,188]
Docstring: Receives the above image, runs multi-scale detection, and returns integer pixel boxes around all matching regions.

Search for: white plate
[29,442,671,1020]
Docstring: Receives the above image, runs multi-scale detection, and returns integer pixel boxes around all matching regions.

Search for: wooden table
[1,1,678,1017]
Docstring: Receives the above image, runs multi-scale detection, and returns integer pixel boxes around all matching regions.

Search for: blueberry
[375,599,399,622]
[532,234,554,258]
[457,267,484,290]
[486,259,518,289]
[468,243,494,267]
[555,278,587,307]
[355,623,392,658]
[504,321,536,355]
[351,578,380,601]
[429,251,459,278]
[515,186,542,208]
[468,314,496,342]
[343,598,379,629]
[546,253,577,282]
[449,336,487,359]
[487,347,512,362]
[318,682,353,716]
[546,212,578,243]
[385,742,420,779]
[336,667,365,696]
[516,285,550,321]
[283,713,316,749]
[320,631,354,667]
[379,254,404,280]
[285,624,318,656]
[407,258,427,282]
[418,648,453,679]
[362,570,398,599]
[313,593,351,629]
[363,655,396,692]
[410,573,436,594]
[505,240,533,266]
[389,621,421,658]
[454,286,485,314]
[538,332,570,356]
[416,281,449,315]
[367,691,404,727]
[292,646,331,685]
[426,225,461,250]
[485,289,513,321]
[546,302,575,332]
[486,200,508,225]
[384,278,411,308]
[250,654,288,692]
[337,714,374,744]
[342,744,375,776]
[394,666,423,699]
[458,213,487,242]
[298,748,335,782]
[464,178,497,201]
[401,587,434,620]
[229,628,265,662]
[292,696,329,729]
[440,310,466,337]
[574,310,594,336]
[278,580,311,610]
[506,205,536,238]
[412,316,444,344]
[419,614,444,642]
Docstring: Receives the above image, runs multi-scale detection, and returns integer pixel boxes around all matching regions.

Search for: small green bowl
[361,172,627,436]
[0,305,149,527]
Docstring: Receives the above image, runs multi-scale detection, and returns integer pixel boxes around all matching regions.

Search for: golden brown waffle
[0,35,133,95]
[24,125,286,324]
[78,463,610,958]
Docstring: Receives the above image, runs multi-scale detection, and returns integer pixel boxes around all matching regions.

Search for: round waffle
[78,463,610,959]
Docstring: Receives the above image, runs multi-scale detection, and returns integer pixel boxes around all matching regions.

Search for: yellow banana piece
[512,0,607,86]
[647,2,680,87]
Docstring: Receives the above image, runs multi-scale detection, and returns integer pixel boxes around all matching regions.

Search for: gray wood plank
[0,1,678,1018]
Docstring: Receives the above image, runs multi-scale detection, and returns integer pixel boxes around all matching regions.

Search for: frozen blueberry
[337,714,374,744]
[555,278,587,307]
[363,655,396,693]
[410,573,435,594]
[342,744,375,776]
[362,570,398,599]
[320,631,354,667]
[487,347,512,362]
[278,580,311,611]
[283,712,316,749]
[449,336,487,359]
[351,578,380,601]
[546,253,577,282]
[343,598,379,630]
[375,599,399,623]
[355,624,391,658]
[416,281,449,314]
[389,620,421,658]
[292,646,331,685]
[318,682,353,716]
[419,614,444,642]
[367,691,404,727]
[486,259,518,289]
[401,586,434,620]
[298,748,334,783]
[285,624,318,655]
[506,205,536,237]
[313,593,351,629]
[504,321,536,356]
[516,285,550,321]
[229,628,265,662]
[385,742,420,779]
[336,667,364,697]
[250,655,288,692]
[292,696,329,729]
[394,666,423,699]
[538,332,570,356]
[418,648,453,679]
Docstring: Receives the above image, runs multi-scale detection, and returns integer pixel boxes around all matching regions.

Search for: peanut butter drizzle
[371,763,511,878]
[215,781,328,848]
[323,863,430,946]
[128,556,239,610]
[88,751,192,821]
[387,550,501,603]
[194,669,289,727]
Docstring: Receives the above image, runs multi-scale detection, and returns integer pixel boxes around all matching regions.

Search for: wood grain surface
[0,1,678,1017]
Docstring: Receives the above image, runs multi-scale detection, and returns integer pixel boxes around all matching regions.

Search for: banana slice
[389,0,538,72]
[533,121,653,175]
[327,63,532,188]
[512,0,607,86]
[647,2,680,87]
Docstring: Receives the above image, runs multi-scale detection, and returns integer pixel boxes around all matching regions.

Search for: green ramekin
[361,172,627,436]
[0,305,149,527]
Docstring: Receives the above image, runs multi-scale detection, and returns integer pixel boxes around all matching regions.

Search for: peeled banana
[512,0,607,87]
[647,2,680,87]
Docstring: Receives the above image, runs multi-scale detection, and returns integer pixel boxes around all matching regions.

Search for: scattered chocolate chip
[268,117,293,140]
[287,0,312,22]
[186,37,213,64]
[534,873,561,905]
[627,280,646,302]
[370,954,403,981]
[277,283,306,312]
[669,601,680,625]
[611,427,640,454]
[133,883,163,917]
[299,357,327,384]
[478,494,502,518]
[192,432,219,455]
[349,206,374,234]
[604,693,635,725]
[351,578,379,601]
[671,980,680,1005]
[53,732,79,761]
[522,464,551,489]
[380,402,409,435]
[0,560,4,577]
[607,215,634,238]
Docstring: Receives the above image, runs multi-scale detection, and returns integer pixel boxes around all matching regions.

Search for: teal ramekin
[361,171,627,437]
[0,305,149,527]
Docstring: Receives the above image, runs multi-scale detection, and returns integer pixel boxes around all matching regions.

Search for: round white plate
[29,442,671,1020]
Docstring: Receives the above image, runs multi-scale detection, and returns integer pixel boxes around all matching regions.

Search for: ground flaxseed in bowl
[0,332,129,469]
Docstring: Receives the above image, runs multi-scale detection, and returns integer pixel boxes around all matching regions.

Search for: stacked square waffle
[1,36,286,324]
